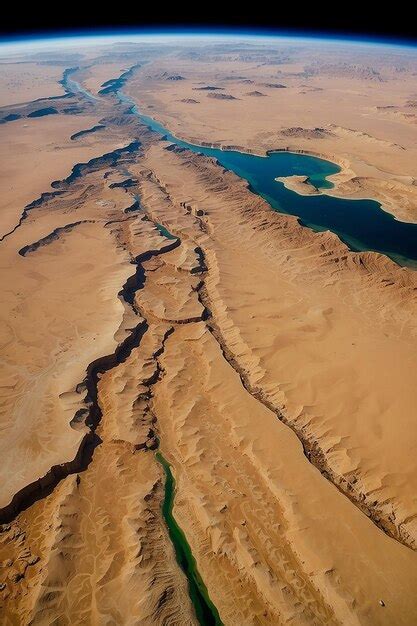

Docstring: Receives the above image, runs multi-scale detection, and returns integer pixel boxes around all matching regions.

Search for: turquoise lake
[119,93,417,268]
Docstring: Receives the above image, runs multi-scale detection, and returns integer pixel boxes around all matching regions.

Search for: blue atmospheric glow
[0,27,416,51]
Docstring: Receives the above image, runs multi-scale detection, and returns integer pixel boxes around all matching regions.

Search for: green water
[155,452,223,626]
[155,222,177,240]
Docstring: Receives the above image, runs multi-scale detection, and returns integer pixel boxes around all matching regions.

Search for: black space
[0,4,416,45]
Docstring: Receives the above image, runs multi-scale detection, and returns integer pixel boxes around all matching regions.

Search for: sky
[0,4,416,46]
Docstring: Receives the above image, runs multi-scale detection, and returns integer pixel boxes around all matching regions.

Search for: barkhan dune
[0,37,417,626]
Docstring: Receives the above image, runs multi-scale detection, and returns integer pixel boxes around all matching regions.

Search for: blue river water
[64,73,417,267]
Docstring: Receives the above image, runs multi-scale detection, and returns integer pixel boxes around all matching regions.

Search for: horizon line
[0,27,416,50]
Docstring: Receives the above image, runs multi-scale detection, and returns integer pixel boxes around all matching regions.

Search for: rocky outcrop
[207,93,238,100]
[18,221,95,256]
[245,90,267,97]
[70,124,106,140]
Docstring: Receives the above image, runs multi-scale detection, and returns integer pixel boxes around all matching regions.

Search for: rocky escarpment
[246,90,267,97]
[0,75,89,125]
[98,64,142,95]
[278,127,335,139]
[0,140,141,243]
[70,124,106,140]
[18,221,95,256]
[192,85,224,91]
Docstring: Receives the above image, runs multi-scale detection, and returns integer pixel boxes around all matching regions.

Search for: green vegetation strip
[155,452,223,625]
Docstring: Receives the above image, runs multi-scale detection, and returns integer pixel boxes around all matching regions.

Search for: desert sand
[1,37,417,625]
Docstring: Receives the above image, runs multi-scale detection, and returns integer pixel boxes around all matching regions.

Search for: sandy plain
[0,39,417,625]
[0,62,65,107]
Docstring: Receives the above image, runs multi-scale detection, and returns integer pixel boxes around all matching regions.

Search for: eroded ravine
[0,179,225,621]
[0,140,141,243]
[140,227,223,625]
[0,216,180,524]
